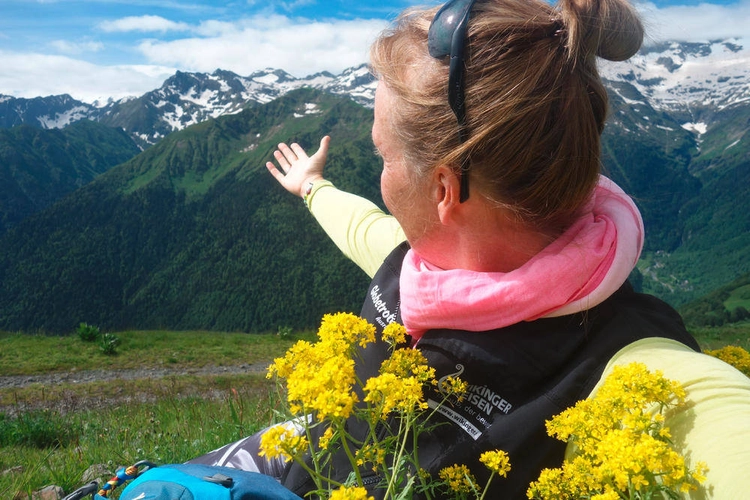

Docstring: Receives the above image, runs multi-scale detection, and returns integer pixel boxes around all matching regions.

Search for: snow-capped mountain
[599,38,750,114]
[0,93,91,129]
[1,38,748,147]
[0,64,376,147]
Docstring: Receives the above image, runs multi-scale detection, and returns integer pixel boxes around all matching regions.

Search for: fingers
[275,143,296,169]
[290,143,308,159]
[265,137,330,196]
[273,149,291,172]
[265,161,285,181]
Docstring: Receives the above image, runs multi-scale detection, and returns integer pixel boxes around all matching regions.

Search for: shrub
[276,325,293,340]
[76,322,101,342]
[99,333,121,356]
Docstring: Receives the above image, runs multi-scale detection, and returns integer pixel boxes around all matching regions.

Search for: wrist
[300,176,325,198]
[302,179,334,210]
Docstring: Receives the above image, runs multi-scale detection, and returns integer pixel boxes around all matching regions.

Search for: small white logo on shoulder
[369,285,398,328]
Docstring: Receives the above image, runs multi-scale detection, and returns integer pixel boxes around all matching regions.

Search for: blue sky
[0,0,748,102]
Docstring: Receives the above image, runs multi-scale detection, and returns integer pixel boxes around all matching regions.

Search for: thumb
[315,135,331,159]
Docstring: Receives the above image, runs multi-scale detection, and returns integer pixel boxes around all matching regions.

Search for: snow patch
[681,122,707,135]
[304,103,321,114]
[254,73,279,85]
[36,106,90,128]
[725,139,740,150]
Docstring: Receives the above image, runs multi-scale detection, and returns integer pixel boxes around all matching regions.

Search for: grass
[689,321,750,351]
[0,324,748,499]
[725,284,750,312]
[1,383,281,498]
[0,329,306,499]
[0,329,312,376]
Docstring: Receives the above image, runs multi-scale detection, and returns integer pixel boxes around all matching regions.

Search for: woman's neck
[413,200,556,273]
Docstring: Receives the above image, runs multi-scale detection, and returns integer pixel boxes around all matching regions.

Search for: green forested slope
[0,89,380,333]
[0,120,140,234]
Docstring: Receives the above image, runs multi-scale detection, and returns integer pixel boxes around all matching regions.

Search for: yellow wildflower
[318,426,334,450]
[355,443,386,471]
[364,372,427,417]
[527,468,564,499]
[258,425,309,463]
[329,485,376,500]
[382,322,408,346]
[440,375,468,400]
[317,312,376,349]
[692,461,709,483]
[530,362,706,500]
[379,348,435,383]
[479,450,511,477]
[439,464,477,494]
[706,345,750,377]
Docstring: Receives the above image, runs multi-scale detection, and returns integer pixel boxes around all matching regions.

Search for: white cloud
[0,50,175,103]
[50,40,104,55]
[637,0,750,43]
[99,15,190,33]
[2,2,749,103]
[137,16,386,77]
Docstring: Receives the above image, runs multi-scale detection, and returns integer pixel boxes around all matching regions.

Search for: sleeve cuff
[303,180,335,211]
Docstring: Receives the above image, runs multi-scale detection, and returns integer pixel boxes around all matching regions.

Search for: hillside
[0,89,380,333]
[0,120,139,235]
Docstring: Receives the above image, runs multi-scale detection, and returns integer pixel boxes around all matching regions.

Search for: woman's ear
[433,165,462,224]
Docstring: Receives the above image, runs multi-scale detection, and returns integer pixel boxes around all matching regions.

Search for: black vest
[282,242,700,498]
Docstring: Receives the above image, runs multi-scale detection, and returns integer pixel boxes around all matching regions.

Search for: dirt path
[0,363,271,417]
[0,363,268,390]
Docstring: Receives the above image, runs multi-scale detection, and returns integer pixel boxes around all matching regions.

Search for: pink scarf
[399,176,644,342]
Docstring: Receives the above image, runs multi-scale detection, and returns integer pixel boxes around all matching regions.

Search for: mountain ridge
[0,65,376,147]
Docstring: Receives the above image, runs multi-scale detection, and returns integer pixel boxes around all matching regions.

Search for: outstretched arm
[266,137,405,278]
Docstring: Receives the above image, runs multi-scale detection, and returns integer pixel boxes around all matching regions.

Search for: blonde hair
[370,0,643,231]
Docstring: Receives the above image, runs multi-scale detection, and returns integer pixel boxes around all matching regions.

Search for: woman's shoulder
[599,338,750,499]
[604,337,749,385]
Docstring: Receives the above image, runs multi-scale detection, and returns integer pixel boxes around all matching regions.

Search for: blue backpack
[63,462,302,500]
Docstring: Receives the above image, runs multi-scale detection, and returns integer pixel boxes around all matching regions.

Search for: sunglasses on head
[428,0,479,203]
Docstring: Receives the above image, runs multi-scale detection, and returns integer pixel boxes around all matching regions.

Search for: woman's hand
[265,136,331,198]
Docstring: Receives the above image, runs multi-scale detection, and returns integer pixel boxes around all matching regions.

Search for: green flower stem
[477,471,496,500]
[340,426,365,486]
[302,414,326,493]
[296,452,345,491]
[384,412,414,499]
[411,416,433,500]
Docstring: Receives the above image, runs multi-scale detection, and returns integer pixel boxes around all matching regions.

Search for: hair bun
[559,0,643,63]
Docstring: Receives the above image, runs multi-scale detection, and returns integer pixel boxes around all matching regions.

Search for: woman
[198,0,750,496]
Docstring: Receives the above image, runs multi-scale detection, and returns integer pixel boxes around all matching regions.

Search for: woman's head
[369,0,643,232]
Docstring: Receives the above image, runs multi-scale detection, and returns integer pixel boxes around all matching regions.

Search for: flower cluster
[479,450,511,478]
[705,345,750,378]
[329,486,375,500]
[266,312,375,420]
[263,314,464,498]
[527,362,707,499]
[439,464,477,495]
[257,422,309,463]
[364,348,435,418]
